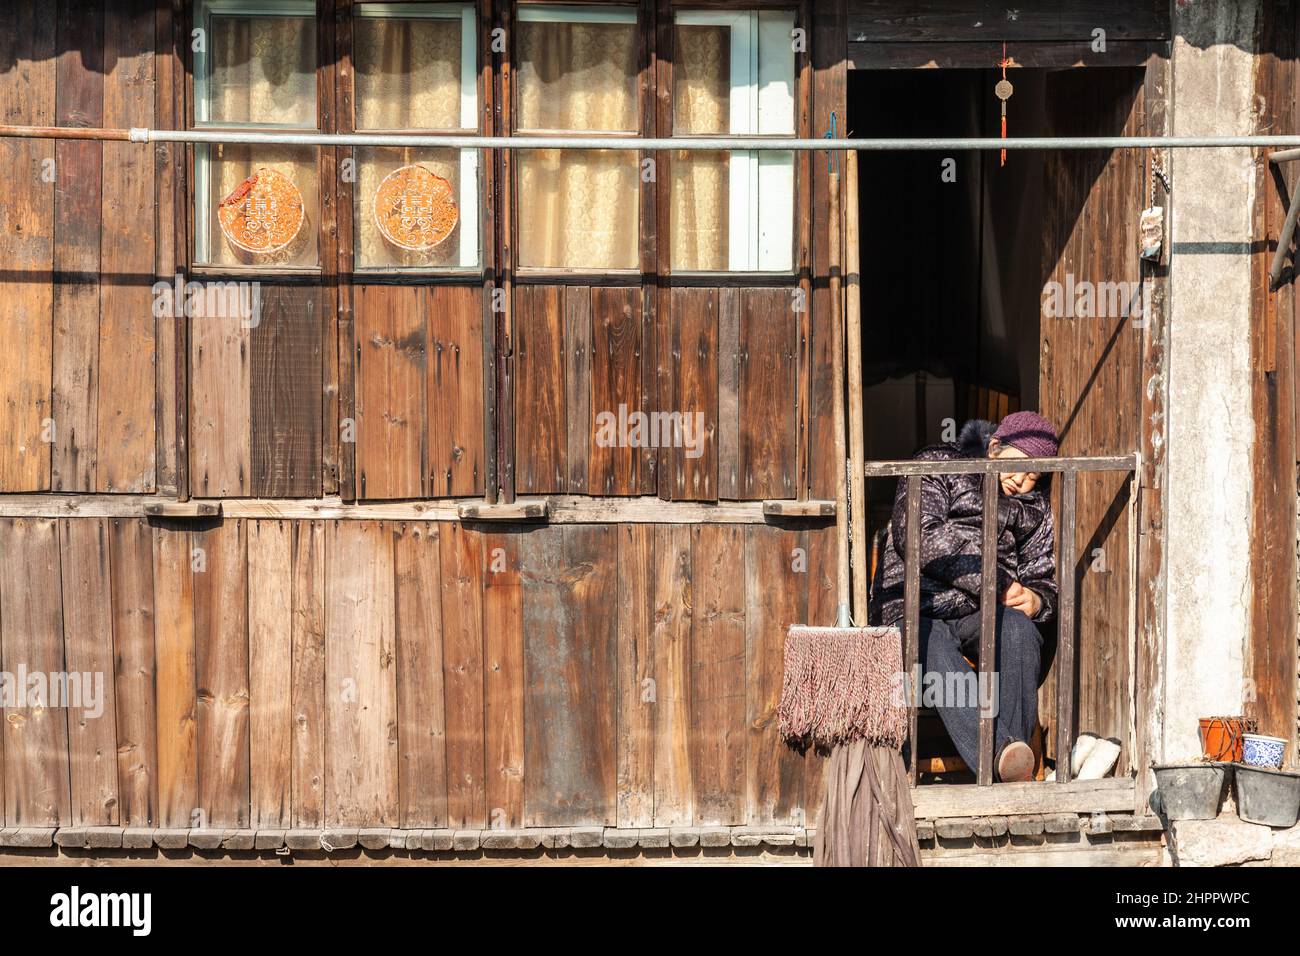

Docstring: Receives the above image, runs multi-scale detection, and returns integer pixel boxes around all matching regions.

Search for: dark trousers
[917,606,1043,773]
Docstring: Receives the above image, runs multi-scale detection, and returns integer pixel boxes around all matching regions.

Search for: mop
[779,148,920,868]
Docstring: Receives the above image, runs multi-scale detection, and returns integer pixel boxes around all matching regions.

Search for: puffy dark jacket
[869,419,1058,627]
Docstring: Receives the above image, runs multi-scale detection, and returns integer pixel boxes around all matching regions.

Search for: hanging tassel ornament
[995,43,1013,168]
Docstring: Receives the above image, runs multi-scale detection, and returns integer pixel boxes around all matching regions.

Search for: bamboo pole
[844,151,869,624]
[829,165,850,617]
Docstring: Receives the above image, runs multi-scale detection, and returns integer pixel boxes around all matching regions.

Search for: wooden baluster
[978,472,998,785]
[904,475,921,785]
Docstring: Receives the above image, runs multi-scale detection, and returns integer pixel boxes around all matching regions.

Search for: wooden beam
[761,499,835,519]
[143,501,222,519]
[848,40,1166,71]
[865,455,1135,477]
[846,2,1170,44]
[457,499,548,522]
[911,778,1135,819]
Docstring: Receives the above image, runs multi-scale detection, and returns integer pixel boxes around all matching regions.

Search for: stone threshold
[0,825,815,853]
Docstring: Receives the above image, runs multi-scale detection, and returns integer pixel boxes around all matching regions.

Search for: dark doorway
[847,68,1048,465]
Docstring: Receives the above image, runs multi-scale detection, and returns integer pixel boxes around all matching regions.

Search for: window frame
[671,7,797,274]
[510,2,645,278]
[350,1,482,273]
[190,0,323,272]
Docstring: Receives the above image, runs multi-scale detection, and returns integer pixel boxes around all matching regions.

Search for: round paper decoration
[217,167,306,255]
[373,164,459,251]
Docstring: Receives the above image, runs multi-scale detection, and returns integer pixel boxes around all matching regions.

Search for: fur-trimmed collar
[957,418,996,457]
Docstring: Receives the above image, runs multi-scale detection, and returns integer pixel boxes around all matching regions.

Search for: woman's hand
[1002,581,1041,618]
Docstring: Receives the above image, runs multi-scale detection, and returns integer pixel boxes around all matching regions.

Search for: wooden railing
[864,454,1138,787]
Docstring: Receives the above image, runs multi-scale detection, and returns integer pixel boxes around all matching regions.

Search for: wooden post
[844,150,868,622]
[903,475,921,785]
[978,472,998,786]
[1056,470,1078,783]
[828,167,849,609]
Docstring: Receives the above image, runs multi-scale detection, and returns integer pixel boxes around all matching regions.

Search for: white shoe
[1076,737,1121,780]
[1071,733,1100,776]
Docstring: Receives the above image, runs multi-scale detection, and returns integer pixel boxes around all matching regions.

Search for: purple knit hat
[994,411,1059,459]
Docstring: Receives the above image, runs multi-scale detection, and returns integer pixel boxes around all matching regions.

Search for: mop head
[780,625,907,752]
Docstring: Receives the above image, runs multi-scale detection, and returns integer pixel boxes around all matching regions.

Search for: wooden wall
[0,515,827,830]
[0,0,837,504]
[1038,67,1149,772]
[1248,0,1299,750]
[0,0,163,495]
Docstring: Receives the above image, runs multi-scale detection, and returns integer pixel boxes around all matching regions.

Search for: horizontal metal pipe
[3,124,1300,151]
[863,454,1135,477]
[1270,147,1300,163]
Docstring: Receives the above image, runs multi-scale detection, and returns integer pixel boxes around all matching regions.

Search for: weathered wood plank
[691,524,745,826]
[59,518,119,827]
[717,287,741,499]
[669,288,718,501]
[152,520,198,828]
[0,4,56,493]
[799,524,834,827]
[848,39,1165,71]
[438,521,485,828]
[652,525,693,826]
[745,524,805,825]
[912,778,1135,818]
[563,286,591,494]
[324,520,398,826]
[290,519,326,828]
[355,285,426,500]
[98,0,156,492]
[0,519,70,826]
[192,520,249,828]
[521,526,618,827]
[482,528,524,828]
[153,0,182,497]
[106,518,156,827]
[740,288,798,499]
[809,0,845,502]
[190,303,251,496]
[394,522,448,828]
[251,284,323,498]
[515,285,567,493]
[616,522,655,828]
[51,0,105,492]
[846,0,1169,43]
[248,520,292,829]
[590,287,642,495]
[427,285,485,497]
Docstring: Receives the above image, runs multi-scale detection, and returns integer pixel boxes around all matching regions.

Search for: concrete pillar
[1164,0,1260,761]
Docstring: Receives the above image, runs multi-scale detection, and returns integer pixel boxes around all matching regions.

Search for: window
[352,2,479,270]
[672,10,795,272]
[193,0,320,268]
[514,4,640,271]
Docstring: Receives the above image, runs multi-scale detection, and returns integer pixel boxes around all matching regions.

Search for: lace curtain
[207,16,318,267]
[354,16,465,268]
[671,24,730,271]
[516,20,639,270]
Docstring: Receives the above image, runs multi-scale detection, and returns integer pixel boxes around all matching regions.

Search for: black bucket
[1234,764,1300,828]
[1152,762,1231,821]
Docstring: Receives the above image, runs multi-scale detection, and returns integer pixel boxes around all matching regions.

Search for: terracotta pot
[1199,717,1252,763]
